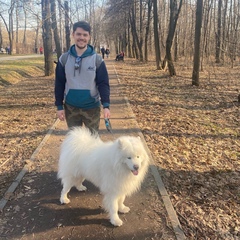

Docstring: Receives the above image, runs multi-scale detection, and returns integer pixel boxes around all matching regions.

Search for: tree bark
[192,0,203,86]
[153,0,161,69]
[215,0,222,63]
[64,1,70,52]
[165,0,183,76]
[144,0,153,62]
[51,0,62,59]
[41,0,54,76]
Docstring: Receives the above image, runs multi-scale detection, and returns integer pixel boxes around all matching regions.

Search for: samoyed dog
[58,127,149,226]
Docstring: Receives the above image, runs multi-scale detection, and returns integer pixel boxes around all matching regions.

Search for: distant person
[105,48,110,58]
[115,51,124,61]
[39,46,43,54]
[100,46,105,59]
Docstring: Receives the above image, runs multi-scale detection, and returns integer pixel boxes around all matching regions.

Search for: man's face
[72,27,90,49]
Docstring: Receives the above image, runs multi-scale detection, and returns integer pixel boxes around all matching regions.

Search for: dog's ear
[118,138,125,149]
[118,138,131,150]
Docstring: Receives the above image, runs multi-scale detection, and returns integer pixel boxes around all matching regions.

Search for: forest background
[0,0,240,80]
[0,0,239,239]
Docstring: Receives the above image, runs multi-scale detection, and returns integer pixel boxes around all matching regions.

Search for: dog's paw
[110,217,123,227]
[60,196,70,204]
[119,206,130,214]
[76,184,87,191]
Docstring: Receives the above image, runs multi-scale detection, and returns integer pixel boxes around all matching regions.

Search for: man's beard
[76,43,87,50]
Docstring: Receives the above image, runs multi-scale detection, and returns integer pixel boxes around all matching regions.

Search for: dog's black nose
[133,165,139,170]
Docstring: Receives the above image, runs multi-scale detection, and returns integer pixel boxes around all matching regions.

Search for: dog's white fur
[58,127,149,226]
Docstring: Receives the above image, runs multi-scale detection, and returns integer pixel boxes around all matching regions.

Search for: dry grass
[0,57,44,87]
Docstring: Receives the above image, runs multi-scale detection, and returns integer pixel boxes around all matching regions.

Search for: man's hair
[73,21,91,34]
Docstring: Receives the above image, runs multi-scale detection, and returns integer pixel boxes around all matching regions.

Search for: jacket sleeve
[95,61,110,108]
[54,60,66,110]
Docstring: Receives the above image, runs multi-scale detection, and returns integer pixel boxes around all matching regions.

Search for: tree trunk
[41,0,54,76]
[64,1,71,51]
[153,0,161,69]
[165,0,183,76]
[129,8,139,60]
[127,17,132,58]
[34,15,40,54]
[215,0,222,63]
[23,7,27,46]
[0,2,14,55]
[192,0,203,86]
[129,2,143,61]
[221,0,228,62]
[144,0,153,62]
[15,0,19,54]
[7,0,15,55]
[51,0,62,59]
[174,30,178,61]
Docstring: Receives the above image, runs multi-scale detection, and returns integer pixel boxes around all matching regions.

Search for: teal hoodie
[55,44,110,110]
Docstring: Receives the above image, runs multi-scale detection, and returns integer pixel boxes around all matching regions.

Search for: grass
[0,56,45,87]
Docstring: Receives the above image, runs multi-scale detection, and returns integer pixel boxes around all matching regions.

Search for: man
[100,46,105,59]
[54,21,110,132]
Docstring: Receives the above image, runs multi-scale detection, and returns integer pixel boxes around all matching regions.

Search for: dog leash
[104,118,114,135]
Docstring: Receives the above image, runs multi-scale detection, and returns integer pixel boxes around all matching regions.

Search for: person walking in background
[105,48,110,58]
[39,46,43,54]
[54,21,110,132]
[100,46,105,59]
[5,46,9,54]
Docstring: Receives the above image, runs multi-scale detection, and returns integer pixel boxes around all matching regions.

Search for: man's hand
[57,110,65,121]
[103,108,110,119]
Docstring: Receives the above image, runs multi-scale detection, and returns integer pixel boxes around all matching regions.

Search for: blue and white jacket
[54,44,110,110]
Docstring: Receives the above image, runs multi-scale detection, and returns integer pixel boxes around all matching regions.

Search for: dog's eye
[137,156,139,158]
[127,157,131,159]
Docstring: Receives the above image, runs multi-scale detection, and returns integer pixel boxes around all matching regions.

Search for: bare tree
[0,0,15,54]
[64,0,70,51]
[129,0,144,61]
[41,0,54,76]
[215,0,222,63]
[22,5,28,46]
[51,0,61,59]
[165,0,183,76]
[144,0,153,62]
[192,0,203,86]
[153,0,161,69]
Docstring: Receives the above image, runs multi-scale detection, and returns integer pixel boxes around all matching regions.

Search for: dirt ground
[0,57,239,239]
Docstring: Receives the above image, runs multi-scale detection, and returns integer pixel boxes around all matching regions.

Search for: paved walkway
[0,59,185,239]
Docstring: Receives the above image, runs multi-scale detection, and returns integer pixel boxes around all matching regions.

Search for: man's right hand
[57,110,65,121]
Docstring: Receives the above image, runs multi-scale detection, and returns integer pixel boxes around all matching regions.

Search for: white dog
[58,127,149,226]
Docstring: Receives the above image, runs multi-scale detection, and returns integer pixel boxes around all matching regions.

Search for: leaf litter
[114,59,239,240]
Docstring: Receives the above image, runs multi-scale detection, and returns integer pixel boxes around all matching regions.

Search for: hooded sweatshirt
[55,44,110,110]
